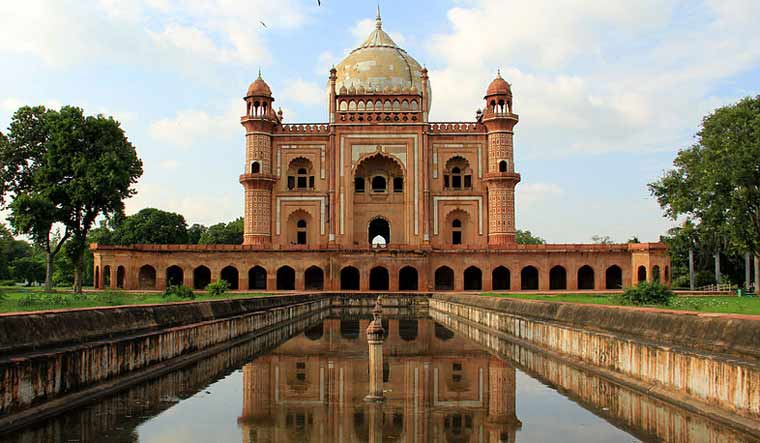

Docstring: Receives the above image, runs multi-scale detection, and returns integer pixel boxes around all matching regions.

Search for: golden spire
[376,4,382,29]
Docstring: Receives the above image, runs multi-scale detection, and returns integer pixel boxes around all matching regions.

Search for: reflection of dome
[332,8,431,109]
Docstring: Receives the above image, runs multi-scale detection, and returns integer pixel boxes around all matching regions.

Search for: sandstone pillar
[365,297,385,402]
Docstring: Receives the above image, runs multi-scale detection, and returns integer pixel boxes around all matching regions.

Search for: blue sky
[1,0,758,243]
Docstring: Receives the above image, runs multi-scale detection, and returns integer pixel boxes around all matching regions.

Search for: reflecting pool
[3,312,758,443]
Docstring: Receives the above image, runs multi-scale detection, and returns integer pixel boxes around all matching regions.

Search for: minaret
[485,358,521,442]
[240,71,277,247]
[482,71,521,246]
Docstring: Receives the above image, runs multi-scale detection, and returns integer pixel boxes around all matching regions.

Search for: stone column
[755,255,759,295]
[365,297,385,402]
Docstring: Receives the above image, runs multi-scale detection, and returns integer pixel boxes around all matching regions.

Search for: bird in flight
[259,21,267,28]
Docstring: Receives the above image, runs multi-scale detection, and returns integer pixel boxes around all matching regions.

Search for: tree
[0,223,33,280]
[650,96,760,293]
[592,235,614,244]
[1,106,142,292]
[110,208,189,245]
[515,229,545,245]
[11,255,46,286]
[198,218,244,244]
[187,224,207,244]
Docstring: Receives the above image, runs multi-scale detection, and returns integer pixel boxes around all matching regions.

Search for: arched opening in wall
[248,266,267,290]
[103,265,113,289]
[116,266,125,289]
[464,266,482,290]
[369,217,390,247]
[637,266,647,283]
[304,266,324,290]
[652,265,661,282]
[521,266,539,290]
[340,320,360,339]
[492,266,510,290]
[94,266,100,289]
[251,161,261,174]
[398,266,418,290]
[578,265,595,290]
[193,266,211,290]
[287,210,313,247]
[138,265,156,289]
[444,156,472,190]
[435,266,454,291]
[369,266,389,290]
[399,319,418,341]
[393,176,403,193]
[103,265,111,288]
[549,266,567,290]
[452,219,463,245]
[605,265,623,289]
[354,176,365,193]
[340,266,360,290]
[664,266,670,283]
[304,323,323,341]
[166,265,184,286]
[286,157,315,190]
[435,323,455,340]
[221,266,239,290]
[498,160,508,172]
[276,266,296,290]
[371,175,387,192]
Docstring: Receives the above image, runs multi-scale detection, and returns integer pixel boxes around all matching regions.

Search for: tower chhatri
[92,7,670,293]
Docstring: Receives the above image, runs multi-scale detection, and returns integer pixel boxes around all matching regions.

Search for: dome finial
[497,68,501,78]
[376,4,382,29]
[258,68,263,79]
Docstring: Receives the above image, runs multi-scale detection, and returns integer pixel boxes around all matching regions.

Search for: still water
[3,313,758,442]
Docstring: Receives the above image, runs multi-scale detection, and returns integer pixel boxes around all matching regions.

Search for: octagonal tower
[240,72,278,247]
[482,71,521,246]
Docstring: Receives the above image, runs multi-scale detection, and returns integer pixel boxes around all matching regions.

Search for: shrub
[0,288,6,302]
[206,280,230,296]
[100,291,126,306]
[17,292,71,307]
[164,284,195,299]
[618,281,674,306]
[0,279,16,287]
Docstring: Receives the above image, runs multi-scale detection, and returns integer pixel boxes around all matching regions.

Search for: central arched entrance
[463,266,482,290]
[277,266,295,290]
[398,266,418,290]
[369,218,390,247]
[369,266,389,290]
[435,266,454,291]
[221,266,239,290]
[304,266,324,290]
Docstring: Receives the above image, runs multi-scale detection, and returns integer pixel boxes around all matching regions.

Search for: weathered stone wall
[431,294,760,423]
[0,295,329,421]
[433,309,760,443]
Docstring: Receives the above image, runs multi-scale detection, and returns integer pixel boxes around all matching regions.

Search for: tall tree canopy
[0,106,143,292]
[515,229,546,245]
[198,218,244,245]
[650,96,760,290]
[109,208,189,245]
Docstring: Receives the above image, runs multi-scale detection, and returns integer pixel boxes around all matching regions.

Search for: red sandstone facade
[91,12,669,292]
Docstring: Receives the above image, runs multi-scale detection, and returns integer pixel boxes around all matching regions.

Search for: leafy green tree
[187,224,207,244]
[515,229,545,245]
[0,223,33,280]
[592,235,614,244]
[1,106,142,292]
[650,96,760,292]
[110,208,189,245]
[198,218,244,245]
[11,255,46,286]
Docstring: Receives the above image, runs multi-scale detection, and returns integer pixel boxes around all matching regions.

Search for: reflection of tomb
[238,318,521,442]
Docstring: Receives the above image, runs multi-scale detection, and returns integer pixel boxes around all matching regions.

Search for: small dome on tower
[486,70,511,97]
[247,70,272,97]
[339,85,348,95]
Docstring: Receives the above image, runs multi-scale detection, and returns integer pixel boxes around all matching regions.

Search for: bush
[0,289,6,302]
[618,281,674,306]
[164,284,195,299]
[100,291,126,306]
[17,292,71,307]
[206,280,230,296]
[0,279,16,287]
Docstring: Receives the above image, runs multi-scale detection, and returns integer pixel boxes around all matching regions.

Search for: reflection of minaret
[238,361,273,443]
[365,297,386,402]
[486,358,521,442]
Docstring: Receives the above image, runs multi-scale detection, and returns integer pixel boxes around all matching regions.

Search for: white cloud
[316,50,339,75]
[427,0,760,157]
[280,79,324,107]
[148,97,243,148]
[350,18,406,47]
[518,183,564,205]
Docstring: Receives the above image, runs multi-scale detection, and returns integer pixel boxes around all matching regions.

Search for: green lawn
[0,286,271,313]
[482,293,760,316]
